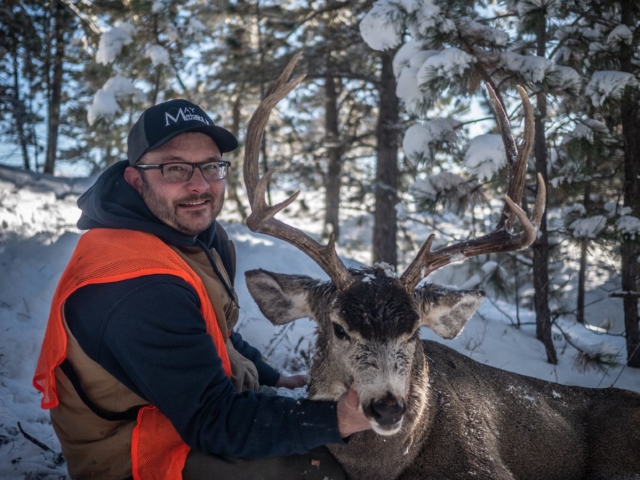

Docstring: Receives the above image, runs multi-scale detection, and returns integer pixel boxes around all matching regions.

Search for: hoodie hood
[77,160,217,248]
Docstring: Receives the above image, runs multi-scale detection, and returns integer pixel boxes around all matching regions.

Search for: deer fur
[246,265,640,480]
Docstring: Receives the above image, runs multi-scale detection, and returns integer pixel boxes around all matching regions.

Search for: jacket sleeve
[229,331,281,387]
[64,275,344,458]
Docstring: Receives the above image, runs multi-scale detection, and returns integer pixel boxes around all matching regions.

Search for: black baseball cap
[127,99,238,165]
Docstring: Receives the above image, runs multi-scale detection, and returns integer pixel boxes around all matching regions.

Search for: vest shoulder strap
[214,222,236,286]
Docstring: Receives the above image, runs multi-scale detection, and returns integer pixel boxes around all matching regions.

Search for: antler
[243,52,355,291]
[400,84,545,291]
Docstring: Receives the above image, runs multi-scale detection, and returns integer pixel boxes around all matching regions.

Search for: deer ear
[245,269,316,325]
[413,284,485,339]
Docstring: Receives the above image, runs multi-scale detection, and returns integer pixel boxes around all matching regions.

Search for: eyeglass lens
[162,162,228,183]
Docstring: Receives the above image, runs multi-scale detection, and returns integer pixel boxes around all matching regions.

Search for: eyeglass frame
[135,160,231,183]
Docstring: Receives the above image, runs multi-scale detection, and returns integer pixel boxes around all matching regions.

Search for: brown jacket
[50,243,259,480]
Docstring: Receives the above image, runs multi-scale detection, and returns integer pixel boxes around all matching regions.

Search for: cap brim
[144,124,239,158]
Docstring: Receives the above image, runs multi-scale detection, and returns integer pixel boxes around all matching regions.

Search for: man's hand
[337,387,372,438]
[275,374,310,389]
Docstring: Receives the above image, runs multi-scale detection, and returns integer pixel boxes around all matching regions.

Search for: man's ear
[414,284,485,339]
[245,269,320,325]
[124,166,142,193]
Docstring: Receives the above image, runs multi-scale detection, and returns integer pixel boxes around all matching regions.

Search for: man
[33,99,371,480]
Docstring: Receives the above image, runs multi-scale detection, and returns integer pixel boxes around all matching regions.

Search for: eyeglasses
[136,161,230,183]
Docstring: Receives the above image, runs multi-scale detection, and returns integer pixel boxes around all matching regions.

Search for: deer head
[243,53,544,436]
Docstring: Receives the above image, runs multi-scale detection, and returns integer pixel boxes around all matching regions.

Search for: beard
[139,177,223,236]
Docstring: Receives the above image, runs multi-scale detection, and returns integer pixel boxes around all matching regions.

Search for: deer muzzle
[366,392,406,435]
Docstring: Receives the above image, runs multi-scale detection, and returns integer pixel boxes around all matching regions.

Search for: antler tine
[243,53,355,291]
[494,85,535,231]
[400,84,544,292]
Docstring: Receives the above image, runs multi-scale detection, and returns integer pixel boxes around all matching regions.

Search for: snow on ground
[1,164,639,479]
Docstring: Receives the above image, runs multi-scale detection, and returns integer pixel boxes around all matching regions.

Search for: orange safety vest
[33,228,232,480]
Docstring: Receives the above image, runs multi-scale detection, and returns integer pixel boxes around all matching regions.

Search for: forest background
[2,0,640,373]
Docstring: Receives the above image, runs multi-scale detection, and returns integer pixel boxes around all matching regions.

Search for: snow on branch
[96,22,135,65]
[416,47,476,87]
[146,45,171,67]
[616,216,640,239]
[606,25,633,46]
[410,172,482,214]
[585,71,638,107]
[464,134,505,182]
[402,119,459,163]
[87,77,145,126]
[457,18,509,47]
[359,1,406,51]
[569,216,607,239]
[87,90,119,126]
[393,42,440,114]
[187,17,206,36]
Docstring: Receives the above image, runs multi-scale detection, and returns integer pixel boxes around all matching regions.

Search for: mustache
[174,194,214,205]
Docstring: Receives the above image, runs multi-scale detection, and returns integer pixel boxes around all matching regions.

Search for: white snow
[604,202,631,218]
[481,260,498,274]
[458,18,509,46]
[145,45,171,67]
[410,172,468,201]
[87,77,145,125]
[616,215,640,239]
[151,1,165,13]
[396,67,428,115]
[393,41,424,78]
[409,0,441,38]
[502,52,554,84]
[569,216,607,239]
[95,22,135,65]
[187,18,207,36]
[547,65,582,92]
[564,124,594,144]
[359,1,404,51]
[563,204,586,217]
[417,47,476,86]
[87,89,119,126]
[402,119,459,163]
[585,71,638,107]
[102,76,145,102]
[464,134,506,182]
[395,202,408,221]
[606,25,633,46]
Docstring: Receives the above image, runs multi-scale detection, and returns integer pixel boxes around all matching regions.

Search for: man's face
[124,132,225,236]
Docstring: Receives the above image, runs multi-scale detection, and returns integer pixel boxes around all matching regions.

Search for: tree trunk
[44,0,65,174]
[324,75,342,240]
[532,14,557,364]
[12,46,31,170]
[228,94,248,221]
[576,180,591,324]
[619,0,640,367]
[373,49,400,267]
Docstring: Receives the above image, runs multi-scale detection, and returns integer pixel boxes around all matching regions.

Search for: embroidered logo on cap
[164,106,210,127]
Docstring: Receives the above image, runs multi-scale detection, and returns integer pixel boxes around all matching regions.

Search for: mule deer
[243,53,640,480]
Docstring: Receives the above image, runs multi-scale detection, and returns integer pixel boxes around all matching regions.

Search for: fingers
[345,387,360,409]
[336,386,372,438]
[276,374,310,389]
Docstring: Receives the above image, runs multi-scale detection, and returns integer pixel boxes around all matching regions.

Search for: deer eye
[333,323,350,341]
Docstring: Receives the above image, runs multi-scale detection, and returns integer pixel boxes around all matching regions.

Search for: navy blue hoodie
[64,160,343,458]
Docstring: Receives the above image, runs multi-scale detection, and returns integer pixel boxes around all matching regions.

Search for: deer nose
[370,394,406,426]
